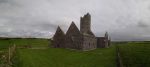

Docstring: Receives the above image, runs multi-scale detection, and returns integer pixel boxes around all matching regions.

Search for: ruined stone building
[52,13,111,50]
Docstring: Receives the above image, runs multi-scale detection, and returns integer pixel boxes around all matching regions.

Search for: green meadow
[118,42,150,67]
[0,38,49,49]
[15,48,116,67]
[1,38,150,67]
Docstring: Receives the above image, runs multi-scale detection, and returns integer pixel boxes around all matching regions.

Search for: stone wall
[82,35,97,50]
[65,22,83,50]
[97,37,105,48]
[52,13,111,51]
[52,26,65,48]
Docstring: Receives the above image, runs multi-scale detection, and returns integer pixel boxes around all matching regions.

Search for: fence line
[116,45,124,67]
[8,44,16,65]
[0,44,16,67]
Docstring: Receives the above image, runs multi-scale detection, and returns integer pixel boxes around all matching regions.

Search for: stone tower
[80,13,97,50]
[51,13,111,50]
[105,32,109,48]
[105,32,108,40]
[80,13,91,33]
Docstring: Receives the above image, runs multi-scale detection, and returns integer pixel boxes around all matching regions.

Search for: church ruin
[52,13,111,51]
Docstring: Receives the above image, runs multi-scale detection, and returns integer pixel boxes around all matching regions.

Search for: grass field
[0,38,50,66]
[118,42,150,67]
[0,38,49,50]
[15,47,116,67]
[0,38,117,67]
[1,38,150,67]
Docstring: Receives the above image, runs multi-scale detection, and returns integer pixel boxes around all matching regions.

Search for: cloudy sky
[0,0,150,41]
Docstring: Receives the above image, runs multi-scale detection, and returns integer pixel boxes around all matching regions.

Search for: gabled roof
[66,21,80,36]
[53,26,65,38]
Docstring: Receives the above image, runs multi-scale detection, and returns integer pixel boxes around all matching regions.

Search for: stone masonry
[52,13,111,51]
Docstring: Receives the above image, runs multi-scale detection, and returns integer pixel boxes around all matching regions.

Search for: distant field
[0,38,49,50]
[119,42,150,67]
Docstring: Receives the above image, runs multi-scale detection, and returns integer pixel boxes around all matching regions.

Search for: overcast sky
[0,0,150,41]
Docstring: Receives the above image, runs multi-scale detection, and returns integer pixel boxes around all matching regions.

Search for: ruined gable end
[65,21,82,49]
[66,21,80,36]
[52,26,65,48]
[51,13,111,50]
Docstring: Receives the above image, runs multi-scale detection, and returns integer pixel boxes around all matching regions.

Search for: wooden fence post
[8,46,11,65]
[116,45,124,67]
[7,44,16,66]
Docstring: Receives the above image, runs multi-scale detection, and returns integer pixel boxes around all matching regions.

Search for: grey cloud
[137,20,150,28]
[0,0,20,7]
[0,0,150,41]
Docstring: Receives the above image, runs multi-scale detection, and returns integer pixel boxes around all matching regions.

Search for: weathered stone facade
[52,13,111,50]
[65,22,82,49]
[97,32,110,48]
[52,26,65,48]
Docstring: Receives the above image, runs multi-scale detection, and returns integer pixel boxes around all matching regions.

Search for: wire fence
[116,45,124,67]
[0,44,16,67]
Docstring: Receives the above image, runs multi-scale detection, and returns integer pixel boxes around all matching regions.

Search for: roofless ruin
[52,13,111,51]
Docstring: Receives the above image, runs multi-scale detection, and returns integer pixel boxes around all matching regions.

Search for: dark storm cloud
[137,20,150,28]
[0,0,150,41]
[0,0,14,4]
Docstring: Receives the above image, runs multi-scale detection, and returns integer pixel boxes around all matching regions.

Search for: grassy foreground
[1,38,150,67]
[0,38,116,67]
[15,47,116,67]
[0,38,50,67]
